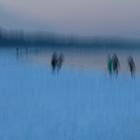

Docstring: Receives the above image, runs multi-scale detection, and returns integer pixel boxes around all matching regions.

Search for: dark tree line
[0,28,140,48]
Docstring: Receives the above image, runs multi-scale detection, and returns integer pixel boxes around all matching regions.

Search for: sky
[0,0,140,37]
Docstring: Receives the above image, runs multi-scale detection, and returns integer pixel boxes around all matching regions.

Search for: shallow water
[2,47,140,74]
[0,47,140,140]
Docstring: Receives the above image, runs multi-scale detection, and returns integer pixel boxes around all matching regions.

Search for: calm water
[1,47,140,73]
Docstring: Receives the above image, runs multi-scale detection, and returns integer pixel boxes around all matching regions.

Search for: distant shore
[1,28,140,49]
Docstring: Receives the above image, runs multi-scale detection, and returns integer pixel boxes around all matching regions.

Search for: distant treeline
[0,28,140,49]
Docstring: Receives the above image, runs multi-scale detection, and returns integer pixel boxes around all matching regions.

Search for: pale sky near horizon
[0,0,140,37]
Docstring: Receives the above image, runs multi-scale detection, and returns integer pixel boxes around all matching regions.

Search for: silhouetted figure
[51,53,58,72]
[112,54,120,76]
[128,56,136,77]
[107,55,112,76]
[57,54,64,71]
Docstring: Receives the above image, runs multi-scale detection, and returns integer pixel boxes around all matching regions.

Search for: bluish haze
[0,0,140,37]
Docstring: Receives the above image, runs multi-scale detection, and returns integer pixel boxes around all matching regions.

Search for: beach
[0,47,139,139]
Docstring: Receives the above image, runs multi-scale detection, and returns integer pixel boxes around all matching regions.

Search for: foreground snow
[0,60,140,140]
